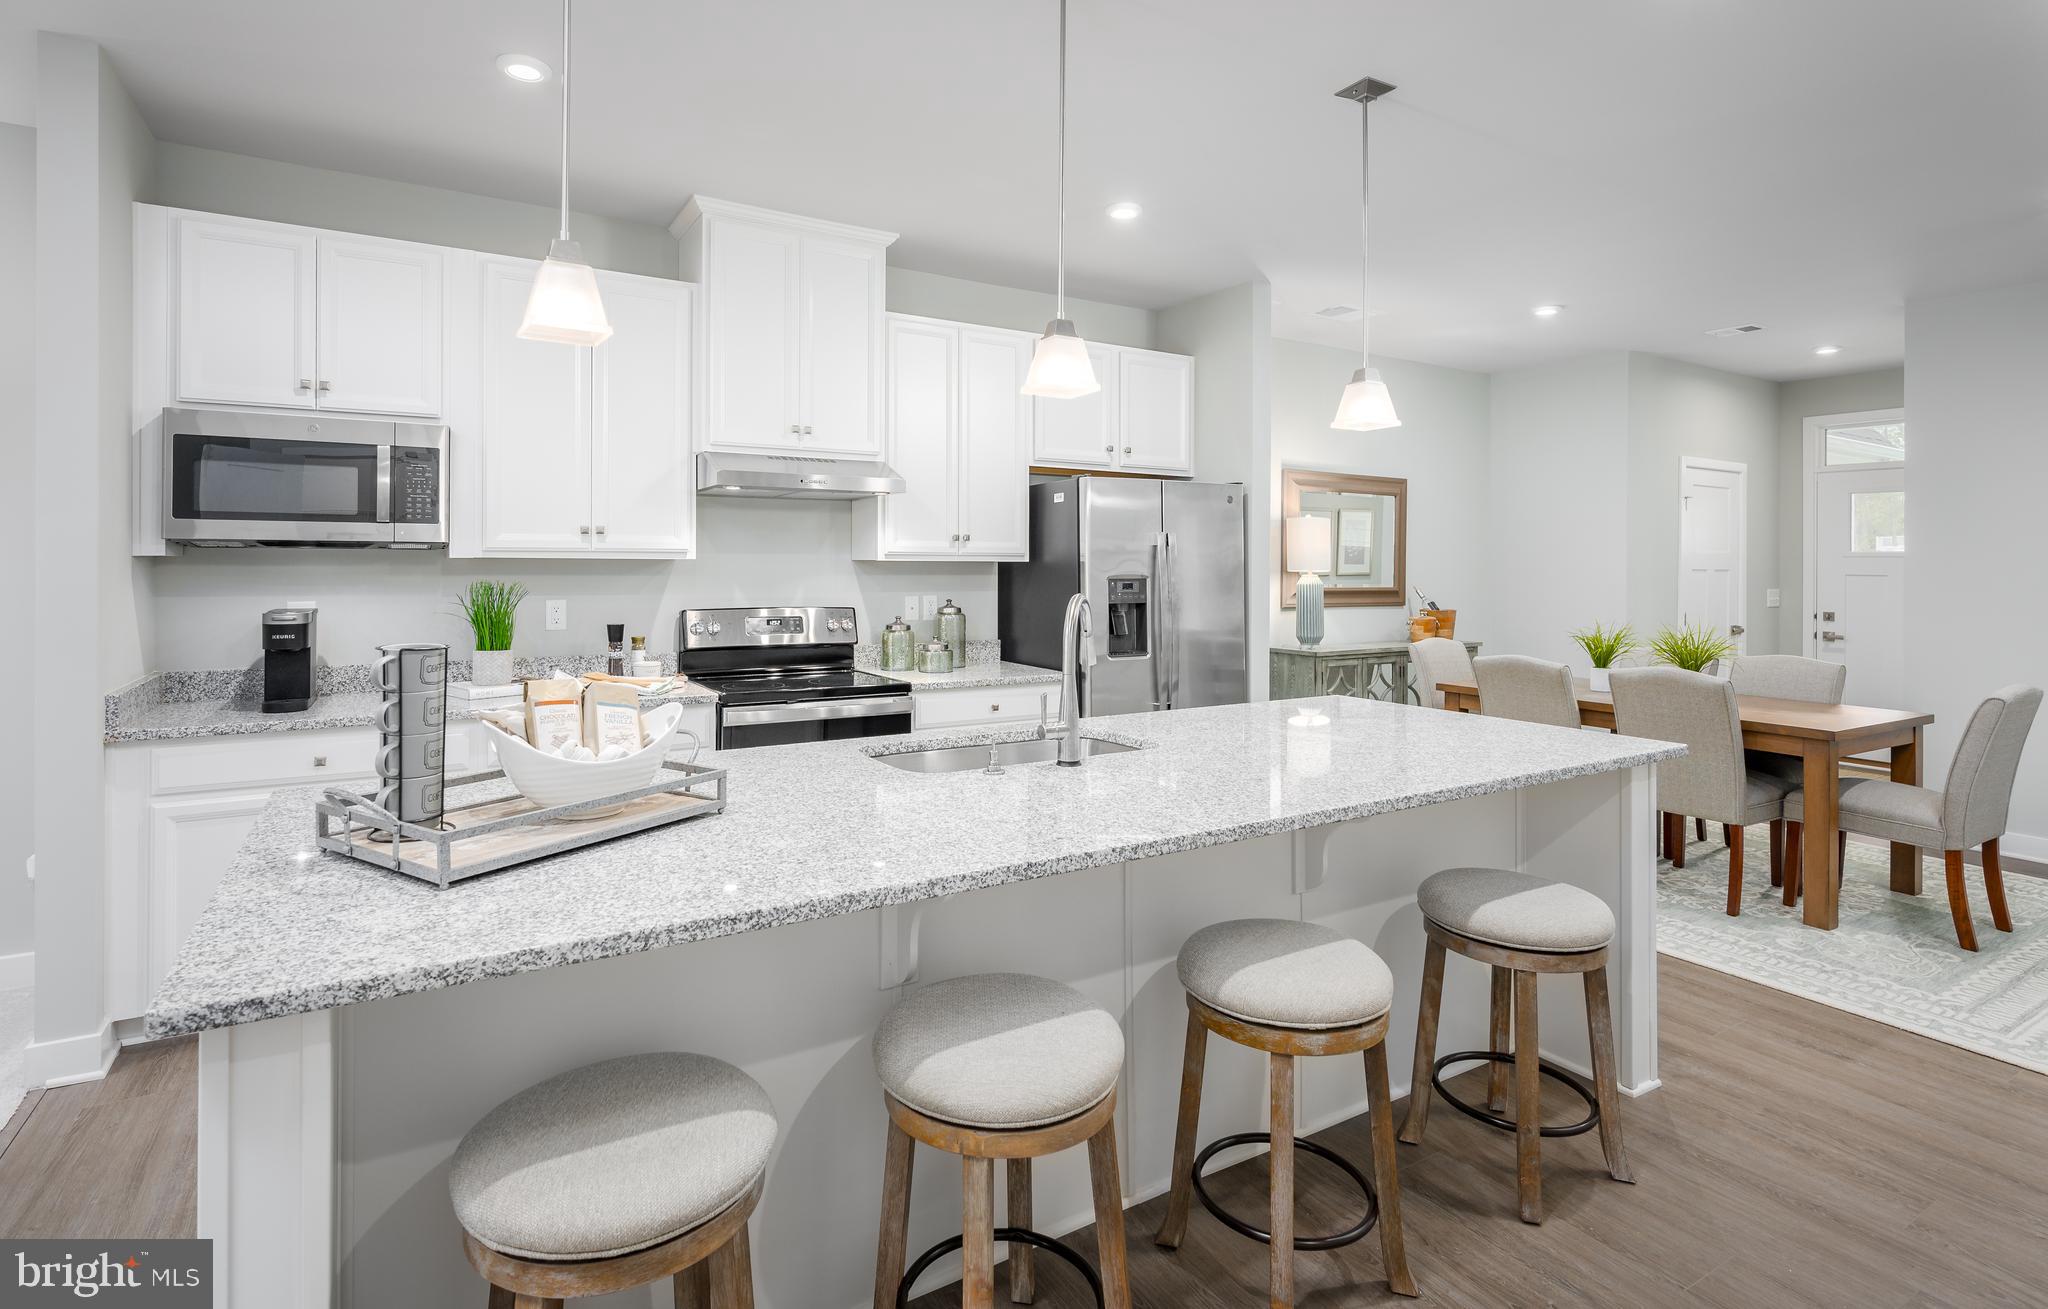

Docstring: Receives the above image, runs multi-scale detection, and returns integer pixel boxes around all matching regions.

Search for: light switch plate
[1766,589,1781,608]
[904,595,921,624]
[545,599,567,631]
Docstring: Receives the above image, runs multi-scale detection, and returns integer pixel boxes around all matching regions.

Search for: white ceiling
[6,0,2047,379]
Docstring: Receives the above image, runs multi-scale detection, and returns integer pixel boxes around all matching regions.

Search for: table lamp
[1286,515,1334,648]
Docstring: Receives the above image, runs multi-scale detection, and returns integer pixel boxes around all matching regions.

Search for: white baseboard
[0,950,30,990]
[1994,830,2048,867]
[25,1017,118,1088]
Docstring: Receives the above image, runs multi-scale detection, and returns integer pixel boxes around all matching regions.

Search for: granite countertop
[145,696,1682,1038]
[857,659,1062,690]
[104,684,719,743]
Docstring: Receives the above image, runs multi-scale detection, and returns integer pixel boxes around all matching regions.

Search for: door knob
[1729,624,1745,636]
[1821,630,1845,643]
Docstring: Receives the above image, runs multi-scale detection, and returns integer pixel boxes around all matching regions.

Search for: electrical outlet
[545,599,568,631]
[921,594,939,620]
[1766,589,1782,608]
[903,595,921,625]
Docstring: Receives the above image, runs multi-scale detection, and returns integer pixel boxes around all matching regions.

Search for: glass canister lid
[885,614,913,632]
[938,598,963,617]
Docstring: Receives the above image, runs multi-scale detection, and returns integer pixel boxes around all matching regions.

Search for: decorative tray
[314,758,728,889]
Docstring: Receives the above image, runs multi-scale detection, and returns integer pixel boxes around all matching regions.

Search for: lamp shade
[1332,366,1400,431]
[1021,319,1100,398]
[518,238,613,346]
[1285,515,1333,575]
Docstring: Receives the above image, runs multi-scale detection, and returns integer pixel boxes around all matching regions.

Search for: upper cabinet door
[1117,349,1193,474]
[175,217,317,409]
[591,273,694,556]
[704,218,801,450]
[880,317,960,557]
[316,237,445,416]
[478,258,593,553]
[799,234,885,457]
[956,327,1034,560]
[1031,341,1119,468]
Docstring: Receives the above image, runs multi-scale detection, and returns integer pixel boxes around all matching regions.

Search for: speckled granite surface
[855,659,1062,690]
[145,696,1683,1037]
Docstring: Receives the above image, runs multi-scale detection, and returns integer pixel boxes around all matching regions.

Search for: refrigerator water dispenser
[1105,577,1149,657]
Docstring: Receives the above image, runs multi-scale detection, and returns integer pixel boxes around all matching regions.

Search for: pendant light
[518,0,613,345]
[1020,0,1100,399]
[1331,76,1399,431]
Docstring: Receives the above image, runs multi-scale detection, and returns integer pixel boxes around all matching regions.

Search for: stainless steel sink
[872,736,1140,773]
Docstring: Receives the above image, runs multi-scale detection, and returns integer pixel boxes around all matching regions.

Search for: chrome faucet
[1057,593,1095,766]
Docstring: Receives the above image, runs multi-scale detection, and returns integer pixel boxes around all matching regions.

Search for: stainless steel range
[677,606,913,750]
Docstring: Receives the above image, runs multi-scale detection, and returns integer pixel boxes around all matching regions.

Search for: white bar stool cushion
[1177,918,1394,1029]
[874,973,1124,1130]
[1417,867,1615,952]
[449,1052,777,1261]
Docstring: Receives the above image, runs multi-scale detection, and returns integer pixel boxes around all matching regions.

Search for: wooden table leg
[1801,740,1842,929]
[1890,726,1924,895]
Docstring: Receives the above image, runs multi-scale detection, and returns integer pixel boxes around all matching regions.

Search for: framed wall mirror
[1281,468,1407,608]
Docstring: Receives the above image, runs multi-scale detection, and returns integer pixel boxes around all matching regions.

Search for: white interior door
[1805,412,1907,708]
[1679,458,1747,653]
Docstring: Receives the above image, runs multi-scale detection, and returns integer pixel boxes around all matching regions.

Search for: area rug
[1655,829,2048,1074]
[0,985,29,1129]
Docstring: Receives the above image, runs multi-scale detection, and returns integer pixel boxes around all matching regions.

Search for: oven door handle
[721,695,915,727]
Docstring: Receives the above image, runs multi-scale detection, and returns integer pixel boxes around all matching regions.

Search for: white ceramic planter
[471,649,515,687]
[1589,665,1612,693]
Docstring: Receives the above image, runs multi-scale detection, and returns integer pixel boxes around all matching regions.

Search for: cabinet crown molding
[669,195,900,247]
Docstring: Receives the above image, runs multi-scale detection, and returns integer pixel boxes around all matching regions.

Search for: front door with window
[1807,413,1906,707]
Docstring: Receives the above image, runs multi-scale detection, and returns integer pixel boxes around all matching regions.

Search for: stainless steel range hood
[697,452,906,499]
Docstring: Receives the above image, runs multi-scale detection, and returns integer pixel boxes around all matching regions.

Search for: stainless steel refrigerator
[999,476,1248,714]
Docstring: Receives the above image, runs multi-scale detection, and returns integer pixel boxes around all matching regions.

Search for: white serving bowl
[488,702,692,809]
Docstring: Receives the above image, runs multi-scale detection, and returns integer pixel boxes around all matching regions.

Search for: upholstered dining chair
[1785,684,2041,951]
[1722,654,1849,874]
[1473,654,1581,729]
[1410,637,1475,710]
[1610,667,1795,915]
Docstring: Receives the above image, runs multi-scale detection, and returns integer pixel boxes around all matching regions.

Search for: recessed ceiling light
[496,53,553,84]
[1106,201,1142,222]
[1532,304,1564,318]
[1814,344,1841,356]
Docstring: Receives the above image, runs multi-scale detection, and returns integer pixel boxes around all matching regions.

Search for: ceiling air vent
[1706,324,1765,337]
[1314,305,1363,321]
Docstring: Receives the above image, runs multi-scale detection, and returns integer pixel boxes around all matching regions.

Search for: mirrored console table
[1271,639,1482,706]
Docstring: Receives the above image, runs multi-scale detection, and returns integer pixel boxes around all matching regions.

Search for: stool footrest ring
[896,1227,1104,1307]
[1429,1050,1600,1137]
[1189,1132,1378,1251]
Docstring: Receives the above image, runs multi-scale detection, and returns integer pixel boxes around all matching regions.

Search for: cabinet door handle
[579,525,592,535]
[312,755,328,768]
[1123,446,1132,454]
[298,378,313,392]
[950,533,960,543]
[594,525,607,535]
[790,424,801,434]
[1104,444,1114,453]
[961,533,971,543]
[318,380,333,394]
[802,425,813,435]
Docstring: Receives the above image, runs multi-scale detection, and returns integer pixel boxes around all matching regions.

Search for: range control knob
[827,618,844,632]
[688,621,705,636]
[707,621,723,636]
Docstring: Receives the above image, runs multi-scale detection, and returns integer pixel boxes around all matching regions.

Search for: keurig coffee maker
[261,607,318,713]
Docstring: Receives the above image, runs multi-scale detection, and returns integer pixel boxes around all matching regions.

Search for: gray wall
[1625,353,1781,652]
[1272,339,1494,650]
[1903,283,2048,858]
[886,266,1154,349]
[34,34,156,1070]
[1,124,33,963]
[1774,367,1904,651]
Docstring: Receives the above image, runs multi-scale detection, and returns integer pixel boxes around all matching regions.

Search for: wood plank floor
[6,960,2045,1307]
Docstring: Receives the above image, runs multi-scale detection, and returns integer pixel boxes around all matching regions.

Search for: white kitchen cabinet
[1117,348,1194,474]
[911,684,1055,732]
[473,256,694,558]
[853,315,1032,561]
[170,211,447,417]
[175,216,317,410]
[675,197,896,458]
[1028,341,1193,476]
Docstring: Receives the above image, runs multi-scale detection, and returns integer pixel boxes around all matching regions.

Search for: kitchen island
[149,696,1680,1309]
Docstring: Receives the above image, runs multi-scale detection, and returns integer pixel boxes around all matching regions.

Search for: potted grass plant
[1569,622,1637,692]
[457,580,527,687]
[1650,620,1735,675]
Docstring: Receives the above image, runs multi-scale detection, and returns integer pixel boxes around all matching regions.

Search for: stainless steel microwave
[161,408,448,547]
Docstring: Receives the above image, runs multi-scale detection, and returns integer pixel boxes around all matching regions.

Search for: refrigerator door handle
[1155,530,1177,710]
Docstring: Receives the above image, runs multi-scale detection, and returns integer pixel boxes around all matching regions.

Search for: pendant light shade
[519,0,612,346]
[1333,365,1400,431]
[1330,76,1399,431]
[1020,0,1100,399]
[1024,319,1099,399]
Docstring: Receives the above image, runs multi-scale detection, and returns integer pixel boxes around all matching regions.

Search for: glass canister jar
[936,598,967,668]
[916,639,954,675]
[881,615,916,672]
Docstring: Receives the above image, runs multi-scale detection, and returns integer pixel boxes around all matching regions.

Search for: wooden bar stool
[1397,867,1633,1224]
[449,1052,776,1307]
[1154,918,1418,1305]
[871,973,1131,1309]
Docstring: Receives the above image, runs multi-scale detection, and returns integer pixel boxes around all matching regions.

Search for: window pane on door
[1850,489,1905,552]
[1825,422,1905,465]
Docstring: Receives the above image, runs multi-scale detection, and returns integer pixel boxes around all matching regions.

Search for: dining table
[1435,678,1935,930]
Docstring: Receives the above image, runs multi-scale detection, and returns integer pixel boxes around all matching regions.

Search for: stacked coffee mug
[374,642,447,826]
